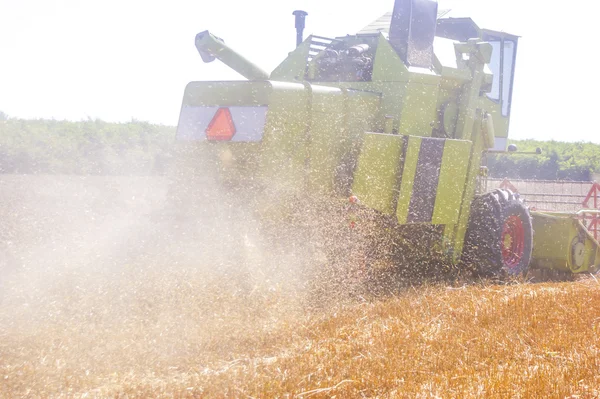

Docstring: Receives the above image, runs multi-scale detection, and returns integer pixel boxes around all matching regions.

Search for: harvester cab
[434,17,519,151]
[173,0,600,280]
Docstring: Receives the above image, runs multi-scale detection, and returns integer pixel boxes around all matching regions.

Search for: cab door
[480,30,520,151]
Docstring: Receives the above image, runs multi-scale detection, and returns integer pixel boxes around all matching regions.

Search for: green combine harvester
[171,0,600,281]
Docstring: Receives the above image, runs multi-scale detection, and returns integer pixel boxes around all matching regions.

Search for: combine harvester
[171,0,600,282]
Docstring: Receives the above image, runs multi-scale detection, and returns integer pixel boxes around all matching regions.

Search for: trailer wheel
[462,189,533,278]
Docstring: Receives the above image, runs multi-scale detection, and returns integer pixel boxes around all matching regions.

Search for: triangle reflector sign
[206,108,236,141]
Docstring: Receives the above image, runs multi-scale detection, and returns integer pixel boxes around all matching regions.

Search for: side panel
[405,137,445,223]
[396,136,422,224]
[337,90,382,195]
[354,135,474,226]
[398,79,439,137]
[178,81,272,107]
[531,213,600,273]
[307,86,346,195]
[352,133,405,215]
[531,215,570,271]
[270,39,312,81]
[397,136,470,226]
[371,36,442,138]
[258,83,311,190]
[432,139,472,224]
[482,96,510,150]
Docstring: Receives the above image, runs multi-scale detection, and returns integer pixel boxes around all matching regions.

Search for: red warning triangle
[206,108,236,141]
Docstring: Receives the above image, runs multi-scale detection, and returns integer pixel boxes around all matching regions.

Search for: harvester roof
[358,9,451,36]
[358,10,519,41]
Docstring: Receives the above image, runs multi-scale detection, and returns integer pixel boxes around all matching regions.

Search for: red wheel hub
[502,214,525,269]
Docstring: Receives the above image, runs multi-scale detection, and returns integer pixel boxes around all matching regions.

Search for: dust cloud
[0,152,372,395]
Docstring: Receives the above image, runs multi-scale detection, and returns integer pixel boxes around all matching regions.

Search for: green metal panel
[371,35,409,82]
[270,38,312,81]
[180,80,381,198]
[376,82,406,134]
[262,83,381,197]
[307,85,346,195]
[352,133,405,215]
[432,139,472,225]
[448,42,494,261]
[454,42,492,142]
[345,90,382,137]
[336,90,382,195]
[531,214,575,272]
[398,80,439,136]
[482,96,510,142]
[258,82,311,190]
[370,36,409,134]
[450,125,483,262]
[433,87,461,138]
[181,81,272,106]
[371,35,442,137]
[396,136,422,224]
[581,231,600,274]
[344,90,382,141]
[531,213,600,273]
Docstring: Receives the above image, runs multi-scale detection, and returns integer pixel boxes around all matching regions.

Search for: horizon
[2,116,599,146]
[1,0,599,144]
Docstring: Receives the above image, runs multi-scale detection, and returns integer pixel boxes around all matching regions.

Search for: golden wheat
[2,270,600,398]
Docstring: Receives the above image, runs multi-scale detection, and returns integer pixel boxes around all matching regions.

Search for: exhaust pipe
[292,10,308,48]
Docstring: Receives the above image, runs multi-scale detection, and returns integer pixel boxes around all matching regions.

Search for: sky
[1,0,599,144]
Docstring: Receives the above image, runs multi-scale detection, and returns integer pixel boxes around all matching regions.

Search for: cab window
[486,41,501,101]
[485,37,517,117]
[502,40,516,116]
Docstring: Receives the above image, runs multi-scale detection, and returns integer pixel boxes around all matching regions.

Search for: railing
[486,178,600,241]
[582,183,600,241]
[307,35,342,63]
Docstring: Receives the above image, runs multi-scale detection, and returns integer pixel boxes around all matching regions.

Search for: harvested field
[1,175,600,398]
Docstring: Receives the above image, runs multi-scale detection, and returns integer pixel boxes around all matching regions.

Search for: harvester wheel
[462,189,533,278]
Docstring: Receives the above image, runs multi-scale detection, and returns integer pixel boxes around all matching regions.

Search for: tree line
[1,115,599,180]
[0,117,174,175]
[486,139,600,181]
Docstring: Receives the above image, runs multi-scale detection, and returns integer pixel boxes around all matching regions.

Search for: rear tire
[462,189,533,279]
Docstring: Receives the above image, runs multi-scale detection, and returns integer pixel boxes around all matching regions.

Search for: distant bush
[1,118,599,180]
[0,118,174,175]
[488,139,600,181]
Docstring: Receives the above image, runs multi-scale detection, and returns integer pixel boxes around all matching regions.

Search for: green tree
[488,139,600,181]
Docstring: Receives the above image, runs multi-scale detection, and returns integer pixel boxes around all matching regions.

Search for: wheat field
[2,175,600,398]
[3,275,600,398]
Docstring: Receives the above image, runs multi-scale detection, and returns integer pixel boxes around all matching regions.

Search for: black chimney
[292,10,308,48]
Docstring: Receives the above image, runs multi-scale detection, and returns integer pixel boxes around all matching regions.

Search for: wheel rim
[502,214,525,270]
